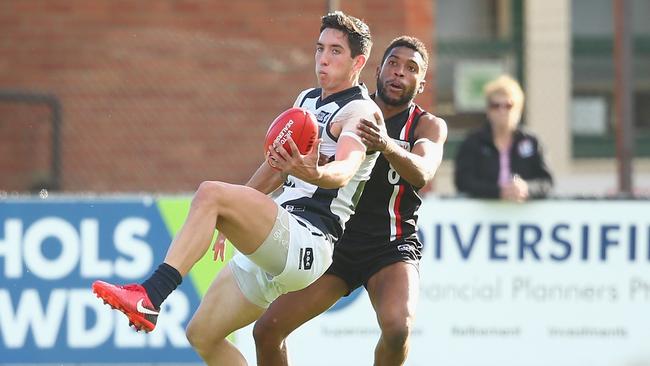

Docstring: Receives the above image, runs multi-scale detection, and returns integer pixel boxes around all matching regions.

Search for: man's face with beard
[376,46,427,107]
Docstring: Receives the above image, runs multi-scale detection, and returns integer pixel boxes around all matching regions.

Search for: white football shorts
[229,205,334,308]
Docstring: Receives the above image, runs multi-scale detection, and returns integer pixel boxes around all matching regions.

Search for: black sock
[141,263,182,310]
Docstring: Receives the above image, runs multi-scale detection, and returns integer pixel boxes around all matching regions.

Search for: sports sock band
[141,263,182,309]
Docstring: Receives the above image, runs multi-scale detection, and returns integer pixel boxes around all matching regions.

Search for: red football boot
[92,280,159,332]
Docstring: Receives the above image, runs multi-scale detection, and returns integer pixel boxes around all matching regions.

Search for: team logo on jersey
[316,111,332,125]
[284,205,305,212]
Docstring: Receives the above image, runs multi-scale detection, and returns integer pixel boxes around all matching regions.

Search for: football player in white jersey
[92,11,381,366]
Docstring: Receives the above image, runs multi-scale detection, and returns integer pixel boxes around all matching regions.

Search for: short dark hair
[380,36,429,73]
[320,11,372,58]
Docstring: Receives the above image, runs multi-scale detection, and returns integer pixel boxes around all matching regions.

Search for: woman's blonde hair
[484,75,525,108]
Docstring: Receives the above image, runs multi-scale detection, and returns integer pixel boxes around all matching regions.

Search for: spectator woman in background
[454,75,553,201]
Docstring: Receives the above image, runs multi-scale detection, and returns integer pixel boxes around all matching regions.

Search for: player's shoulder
[329,85,381,121]
[414,106,447,141]
[419,112,446,129]
[346,96,381,112]
[336,98,382,124]
[345,85,380,112]
[293,87,322,107]
[413,105,444,127]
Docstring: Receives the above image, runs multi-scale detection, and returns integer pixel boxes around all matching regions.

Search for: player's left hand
[268,137,322,183]
[357,112,390,153]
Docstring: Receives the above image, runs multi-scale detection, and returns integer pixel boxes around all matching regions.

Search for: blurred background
[1,0,648,197]
[1,1,649,365]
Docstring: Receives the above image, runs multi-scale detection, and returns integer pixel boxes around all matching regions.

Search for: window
[436,0,524,158]
[571,0,650,157]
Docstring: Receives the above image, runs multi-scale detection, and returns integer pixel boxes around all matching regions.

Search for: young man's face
[315,28,362,95]
[376,46,426,107]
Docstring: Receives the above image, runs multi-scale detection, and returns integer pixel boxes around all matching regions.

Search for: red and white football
[264,107,318,158]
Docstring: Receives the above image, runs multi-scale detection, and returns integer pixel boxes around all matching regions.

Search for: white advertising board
[236,199,650,366]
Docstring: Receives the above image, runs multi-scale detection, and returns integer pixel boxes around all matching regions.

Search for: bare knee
[185,320,204,351]
[192,181,229,211]
[186,318,218,357]
[380,316,412,351]
[253,316,286,353]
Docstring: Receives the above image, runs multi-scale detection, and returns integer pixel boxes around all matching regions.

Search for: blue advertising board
[0,198,208,364]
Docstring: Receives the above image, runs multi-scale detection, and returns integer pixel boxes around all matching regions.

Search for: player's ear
[353,54,367,74]
[417,78,426,94]
[375,65,381,79]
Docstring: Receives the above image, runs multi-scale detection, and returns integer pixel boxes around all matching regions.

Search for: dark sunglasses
[488,101,514,110]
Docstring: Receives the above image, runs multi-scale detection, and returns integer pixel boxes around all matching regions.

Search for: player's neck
[322,84,356,100]
[374,96,411,120]
[321,75,360,100]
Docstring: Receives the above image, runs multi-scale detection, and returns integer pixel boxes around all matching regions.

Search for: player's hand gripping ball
[264,107,318,168]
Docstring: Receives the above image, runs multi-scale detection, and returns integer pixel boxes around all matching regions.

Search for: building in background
[434,0,650,196]
[0,0,647,196]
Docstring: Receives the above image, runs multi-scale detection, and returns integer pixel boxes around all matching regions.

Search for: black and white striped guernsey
[274,84,381,244]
